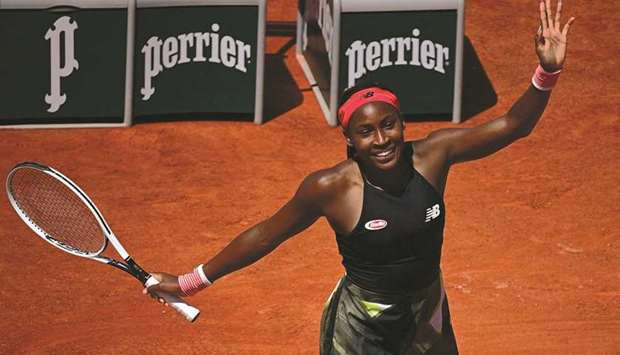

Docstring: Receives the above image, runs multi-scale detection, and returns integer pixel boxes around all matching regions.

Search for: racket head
[6,162,109,258]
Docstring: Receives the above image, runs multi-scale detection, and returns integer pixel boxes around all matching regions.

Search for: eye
[356,126,373,136]
[382,117,397,129]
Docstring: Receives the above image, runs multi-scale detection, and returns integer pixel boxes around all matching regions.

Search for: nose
[374,129,388,146]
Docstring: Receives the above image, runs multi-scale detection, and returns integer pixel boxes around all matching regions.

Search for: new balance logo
[425,204,441,222]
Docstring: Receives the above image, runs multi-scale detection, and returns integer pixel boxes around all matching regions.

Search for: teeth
[376,150,392,157]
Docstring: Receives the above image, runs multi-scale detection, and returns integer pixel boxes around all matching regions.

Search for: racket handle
[145,276,201,322]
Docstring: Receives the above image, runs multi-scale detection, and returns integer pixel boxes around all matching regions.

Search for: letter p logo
[44,16,79,113]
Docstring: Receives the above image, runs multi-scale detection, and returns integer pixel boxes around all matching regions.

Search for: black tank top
[335,144,445,294]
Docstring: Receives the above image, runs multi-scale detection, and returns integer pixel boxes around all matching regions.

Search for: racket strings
[9,168,106,255]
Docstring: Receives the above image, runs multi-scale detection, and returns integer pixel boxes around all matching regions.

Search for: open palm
[535,0,575,72]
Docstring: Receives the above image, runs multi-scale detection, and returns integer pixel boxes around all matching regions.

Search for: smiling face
[345,101,405,171]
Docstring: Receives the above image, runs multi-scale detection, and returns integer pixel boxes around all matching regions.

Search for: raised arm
[424,0,575,165]
[144,171,333,297]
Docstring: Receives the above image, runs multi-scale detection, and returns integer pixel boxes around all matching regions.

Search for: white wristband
[195,264,213,286]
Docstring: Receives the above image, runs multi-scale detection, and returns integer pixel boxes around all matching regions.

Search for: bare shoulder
[411,128,457,158]
[411,136,437,162]
[300,159,363,231]
[300,159,361,198]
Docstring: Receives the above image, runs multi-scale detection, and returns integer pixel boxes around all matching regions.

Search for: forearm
[202,222,281,282]
[198,186,323,284]
[505,84,551,138]
[505,0,575,138]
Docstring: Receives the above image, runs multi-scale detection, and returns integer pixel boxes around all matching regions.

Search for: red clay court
[0,0,618,354]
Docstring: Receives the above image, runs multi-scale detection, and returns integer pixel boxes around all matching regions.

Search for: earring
[346,139,353,146]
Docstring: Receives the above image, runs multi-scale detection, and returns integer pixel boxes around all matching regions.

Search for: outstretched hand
[143,272,184,305]
[536,0,575,72]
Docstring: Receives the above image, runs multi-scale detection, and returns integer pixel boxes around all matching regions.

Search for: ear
[342,128,353,146]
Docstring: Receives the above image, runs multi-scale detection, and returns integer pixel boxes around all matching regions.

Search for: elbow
[505,114,536,140]
[515,126,534,139]
[257,236,279,252]
[519,118,540,138]
[252,225,282,253]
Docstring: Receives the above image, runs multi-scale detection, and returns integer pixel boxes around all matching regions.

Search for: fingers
[539,0,548,32]
[562,16,576,37]
[143,287,170,306]
[540,0,574,38]
[535,25,543,45]
[157,297,169,307]
[142,272,182,307]
[142,272,163,298]
[554,0,563,31]
[143,284,159,297]
[545,0,553,28]
[143,285,156,296]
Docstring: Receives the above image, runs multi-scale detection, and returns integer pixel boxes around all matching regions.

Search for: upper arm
[426,115,524,165]
[256,171,332,245]
[200,173,333,281]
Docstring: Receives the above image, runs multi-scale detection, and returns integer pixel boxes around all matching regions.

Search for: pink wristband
[178,265,212,296]
[532,64,562,91]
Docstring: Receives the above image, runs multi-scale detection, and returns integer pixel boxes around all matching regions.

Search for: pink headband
[337,87,400,128]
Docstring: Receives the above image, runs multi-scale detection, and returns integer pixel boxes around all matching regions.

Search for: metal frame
[296,0,465,126]
[295,0,341,127]
[254,0,266,124]
[452,0,465,124]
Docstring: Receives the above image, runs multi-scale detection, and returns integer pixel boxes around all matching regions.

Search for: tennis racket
[6,161,200,322]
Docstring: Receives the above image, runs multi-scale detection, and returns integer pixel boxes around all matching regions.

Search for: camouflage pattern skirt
[319,274,459,355]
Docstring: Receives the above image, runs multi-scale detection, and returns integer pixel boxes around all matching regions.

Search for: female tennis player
[146,1,574,353]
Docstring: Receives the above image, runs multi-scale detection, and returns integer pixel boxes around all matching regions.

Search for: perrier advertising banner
[339,10,457,117]
[134,5,258,118]
[0,8,128,125]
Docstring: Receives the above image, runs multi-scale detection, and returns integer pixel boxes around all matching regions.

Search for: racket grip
[145,276,201,322]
